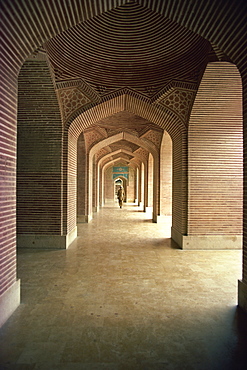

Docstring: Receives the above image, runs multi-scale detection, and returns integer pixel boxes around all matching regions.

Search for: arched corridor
[1,1,247,365]
[1,202,246,369]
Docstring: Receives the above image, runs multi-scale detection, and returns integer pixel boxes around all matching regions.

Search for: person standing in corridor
[117,186,125,209]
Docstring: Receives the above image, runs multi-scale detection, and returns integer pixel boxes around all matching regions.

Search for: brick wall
[172,129,187,235]
[67,134,77,232]
[160,131,172,215]
[126,167,135,202]
[104,167,115,201]
[17,60,63,236]
[188,62,243,235]
[77,133,87,218]
[1,0,247,321]
[148,154,154,207]
[0,69,17,296]
[243,79,247,284]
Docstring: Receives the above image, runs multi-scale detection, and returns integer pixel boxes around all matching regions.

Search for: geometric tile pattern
[58,87,91,122]
[158,89,195,124]
[84,129,105,151]
[141,129,163,149]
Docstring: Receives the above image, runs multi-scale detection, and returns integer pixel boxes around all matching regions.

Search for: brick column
[77,133,88,222]
[147,154,153,209]
[17,59,71,249]
[152,154,159,223]
[143,161,149,212]
[160,131,172,216]
[138,166,142,206]
[87,152,93,222]
[185,62,243,250]
[238,76,247,312]
[0,67,20,327]
[92,159,98,212]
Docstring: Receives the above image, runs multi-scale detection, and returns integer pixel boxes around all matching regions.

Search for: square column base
[138,202,145,211]
[0,280,20,328]
[17,226,77,249]
[238,280,247,313]
[171,228,242,249]
[77,214,93,223]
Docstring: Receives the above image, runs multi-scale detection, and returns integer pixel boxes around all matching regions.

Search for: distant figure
[117,186,125,208]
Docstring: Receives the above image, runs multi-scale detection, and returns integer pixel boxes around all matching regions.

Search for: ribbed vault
[82,111,162,165]
[1,0,247,326]
[68,95,186,139]
[45,2,211,96]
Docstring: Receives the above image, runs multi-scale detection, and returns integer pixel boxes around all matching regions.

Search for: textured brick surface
[0,0,247,315]
[17,61,63,236]
[160,132,172,216]
[188,62,243,235]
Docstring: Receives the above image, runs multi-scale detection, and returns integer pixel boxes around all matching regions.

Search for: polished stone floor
[0,202,247,370]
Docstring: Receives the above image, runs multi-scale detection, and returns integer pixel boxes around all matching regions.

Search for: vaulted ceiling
[44,2,213,95]
[31,1,231,167]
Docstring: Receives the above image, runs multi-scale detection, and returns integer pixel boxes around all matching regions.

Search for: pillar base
[152,212,157,223]
[238,280,247,313]
[138,202,145,211]
[17,226,77,249]
[77,214,93,223]
[171,227,183,248]
[171,228,242,249]
[77,215,87,223]
[0,279,20,328]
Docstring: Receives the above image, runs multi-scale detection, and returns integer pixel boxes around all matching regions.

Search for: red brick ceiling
[45,2,212,96]
[34,1,233,165]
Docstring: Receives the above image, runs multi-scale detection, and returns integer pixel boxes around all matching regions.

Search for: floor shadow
[151,238,179,249]
[170,239,181,249]
[228,306,247,370]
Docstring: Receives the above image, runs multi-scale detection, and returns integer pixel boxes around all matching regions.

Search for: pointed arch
[1,0,247,326]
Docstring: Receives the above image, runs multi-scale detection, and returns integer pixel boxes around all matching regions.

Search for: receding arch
[98,149,144,167]
[67,100,186,234]
[97,149,143,209]
[87,131,159,221]
[90,131,158,159]
[2,0,247,327]
[102,160,137,205]
[67,94,186,139]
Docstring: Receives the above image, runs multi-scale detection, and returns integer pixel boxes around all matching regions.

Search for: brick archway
[86,131,159,222]
[1,0,247,326]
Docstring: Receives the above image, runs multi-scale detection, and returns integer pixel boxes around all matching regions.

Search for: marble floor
[0,202,247,370]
